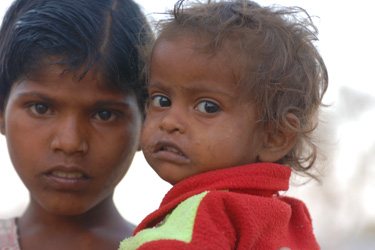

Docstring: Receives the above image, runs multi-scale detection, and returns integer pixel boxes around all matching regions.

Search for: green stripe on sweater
[118,191,209,250]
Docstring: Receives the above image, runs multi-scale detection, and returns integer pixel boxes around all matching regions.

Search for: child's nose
[50,116,88,155]
[159,107,186,134]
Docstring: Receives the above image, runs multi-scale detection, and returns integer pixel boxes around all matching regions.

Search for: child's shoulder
[0,218,20,250]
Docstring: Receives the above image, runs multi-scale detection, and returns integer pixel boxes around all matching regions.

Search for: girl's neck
[17,194,134,250]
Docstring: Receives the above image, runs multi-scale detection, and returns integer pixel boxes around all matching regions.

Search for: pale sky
[0,1,374,249]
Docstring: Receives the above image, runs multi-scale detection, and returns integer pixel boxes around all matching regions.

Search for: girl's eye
[151,95,171,108]
[195,101,220,114]
[94,110,116,121]
[30,103,52,115]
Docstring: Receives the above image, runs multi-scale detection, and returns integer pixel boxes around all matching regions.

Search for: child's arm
[119,190,318,249]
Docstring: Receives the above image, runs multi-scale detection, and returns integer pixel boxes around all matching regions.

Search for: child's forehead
[151,35,254,102]
[154,34,241,70]
[154,36,233,75]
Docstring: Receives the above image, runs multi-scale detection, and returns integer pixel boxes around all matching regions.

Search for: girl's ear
[137,135,142,152]
[257,113,299,163]
[0,111,5,135]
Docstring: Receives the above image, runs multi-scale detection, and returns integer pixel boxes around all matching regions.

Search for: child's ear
[258,113,299,163]
[0,111,5,135]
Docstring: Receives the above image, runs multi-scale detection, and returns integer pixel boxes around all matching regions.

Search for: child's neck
[17,195,134,250]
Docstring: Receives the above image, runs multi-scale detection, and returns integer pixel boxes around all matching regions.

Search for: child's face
[0,65,142,215]
[141,36,264,185]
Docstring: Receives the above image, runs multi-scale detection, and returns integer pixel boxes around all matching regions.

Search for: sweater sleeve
[185,190,292,249]
[189,191,319,249]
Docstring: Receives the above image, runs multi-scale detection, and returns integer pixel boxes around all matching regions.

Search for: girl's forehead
[23,64,107,89]
[9,67,136,108]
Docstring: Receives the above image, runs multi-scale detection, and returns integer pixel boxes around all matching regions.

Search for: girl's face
[0,65,142,215]
[141,36,265,185]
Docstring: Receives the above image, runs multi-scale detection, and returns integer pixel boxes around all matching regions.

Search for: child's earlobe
[258,114,299,163]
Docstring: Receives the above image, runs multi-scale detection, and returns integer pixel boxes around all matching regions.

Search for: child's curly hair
[145,0,328,180]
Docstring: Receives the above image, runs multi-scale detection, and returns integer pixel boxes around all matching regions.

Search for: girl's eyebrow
[92,101,131,108]
[17,92,53,102]
[17,92,131,108]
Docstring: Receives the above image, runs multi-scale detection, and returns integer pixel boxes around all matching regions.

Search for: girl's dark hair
[0,0,153,115]
[147,0,328,180]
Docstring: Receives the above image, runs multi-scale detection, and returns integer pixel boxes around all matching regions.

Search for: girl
[0,0,152,249]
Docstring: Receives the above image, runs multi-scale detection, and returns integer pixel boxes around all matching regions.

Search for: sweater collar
[161,162,291,207]
[135,163,291,233]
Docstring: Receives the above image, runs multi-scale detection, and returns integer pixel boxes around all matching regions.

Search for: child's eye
[29,103,52,115]
[195,101,220,114]
[151,95,171,108]
[94,110,117,121]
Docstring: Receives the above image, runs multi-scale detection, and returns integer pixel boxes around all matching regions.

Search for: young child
[119,0,328,249]
[0,0,152,249]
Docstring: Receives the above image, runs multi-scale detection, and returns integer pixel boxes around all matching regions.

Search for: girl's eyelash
[28,102,53,115]
[92,109,125,122]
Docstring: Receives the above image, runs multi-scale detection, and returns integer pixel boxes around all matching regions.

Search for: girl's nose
[50,116,88,155]
[159,107,186,134]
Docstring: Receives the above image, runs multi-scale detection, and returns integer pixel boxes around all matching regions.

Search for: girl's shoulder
[0,218,20,250]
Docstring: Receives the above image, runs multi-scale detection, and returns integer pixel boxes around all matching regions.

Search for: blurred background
[0,0,374,249]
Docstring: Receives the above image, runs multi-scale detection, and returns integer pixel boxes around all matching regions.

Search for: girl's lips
[43,166,91,188]
[51,170,84,178]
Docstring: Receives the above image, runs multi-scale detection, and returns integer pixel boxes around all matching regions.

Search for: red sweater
[119,163,320,250]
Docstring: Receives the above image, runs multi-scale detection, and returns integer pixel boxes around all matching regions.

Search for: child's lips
[160,146,185,156]
[152,141,190,163]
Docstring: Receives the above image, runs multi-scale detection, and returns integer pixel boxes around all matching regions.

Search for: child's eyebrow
[183,86,235,99]
[149,83,235,99]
